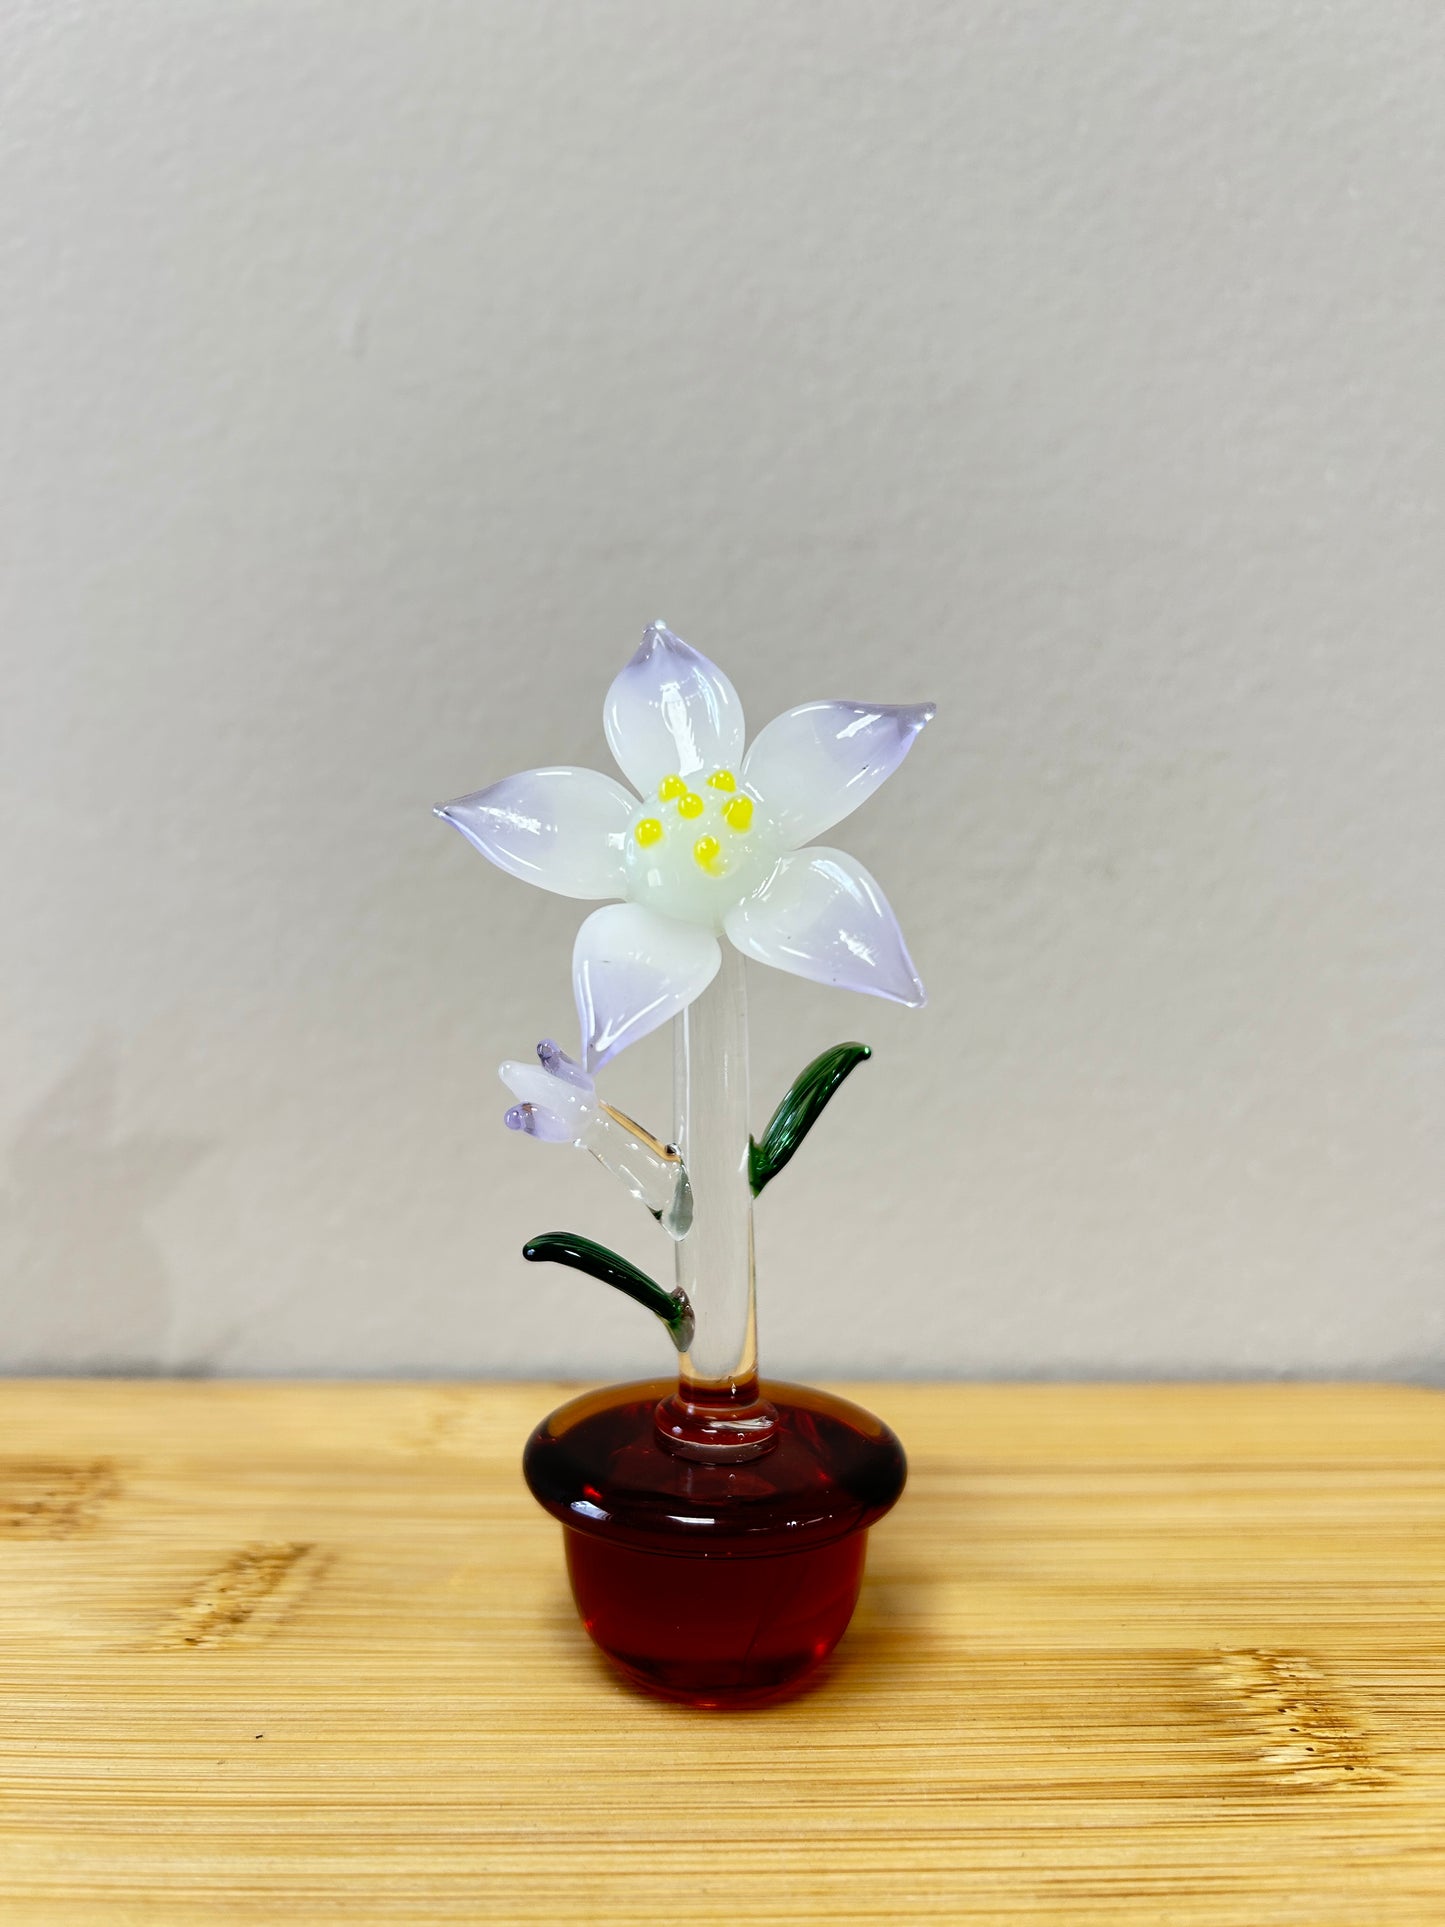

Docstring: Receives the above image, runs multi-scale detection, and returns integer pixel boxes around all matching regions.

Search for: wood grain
[0,1381,1441,1925]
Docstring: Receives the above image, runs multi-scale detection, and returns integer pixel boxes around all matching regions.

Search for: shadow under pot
[522,1376,906,1708]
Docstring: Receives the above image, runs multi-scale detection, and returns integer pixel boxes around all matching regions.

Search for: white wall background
[3,2,1442,1381]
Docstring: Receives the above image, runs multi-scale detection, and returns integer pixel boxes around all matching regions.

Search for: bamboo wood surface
[1,1381,1442,1925]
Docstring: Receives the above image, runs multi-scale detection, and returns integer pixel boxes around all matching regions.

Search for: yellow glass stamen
[722,794,753,832]
[706,769,737,791]
[634,817,664,848]
[693,834,722,873]
[677,791,704,819]
[657,774,687,802]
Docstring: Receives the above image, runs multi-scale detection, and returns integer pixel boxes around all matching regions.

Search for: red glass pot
[523,1374,906,1707]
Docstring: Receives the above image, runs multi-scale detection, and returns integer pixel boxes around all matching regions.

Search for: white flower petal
[435,767,635,900]
[741,700,936,849]
[535,1038,593,1091]
[603,622,746,796]
[573,902,722,1070]
[504,1102,573,1143]
[724,848,926,1007]
[499,1059,595,1126]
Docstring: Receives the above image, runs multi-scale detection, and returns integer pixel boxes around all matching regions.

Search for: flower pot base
[524,1378,906,1707]
[565,1523,868,1706]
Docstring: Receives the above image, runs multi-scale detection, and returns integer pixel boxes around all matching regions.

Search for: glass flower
[499,1038,692,1235]
[499,1038,597,1144]
[438,623,934,1071]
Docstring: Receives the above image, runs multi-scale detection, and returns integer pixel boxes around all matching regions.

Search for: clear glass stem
[673,943,758,1396]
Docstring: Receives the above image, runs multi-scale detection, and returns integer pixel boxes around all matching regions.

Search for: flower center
[625,767,775,923]
[635,769,755,873]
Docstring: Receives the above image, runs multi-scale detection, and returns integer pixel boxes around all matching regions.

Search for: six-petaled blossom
[437,623,934,1071]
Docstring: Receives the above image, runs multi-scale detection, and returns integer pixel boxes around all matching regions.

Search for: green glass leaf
[522,1231,695,1351]
[749,1042,872,1197]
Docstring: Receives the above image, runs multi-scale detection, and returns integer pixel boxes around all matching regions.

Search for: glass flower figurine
[438,622,933,1705]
